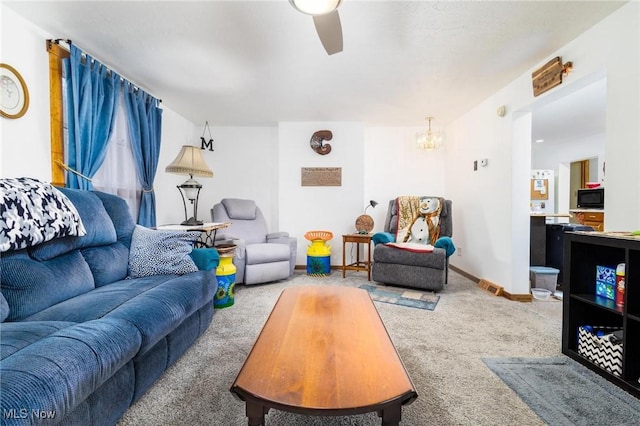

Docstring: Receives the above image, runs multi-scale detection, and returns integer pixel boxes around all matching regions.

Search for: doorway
[569,158,598,208]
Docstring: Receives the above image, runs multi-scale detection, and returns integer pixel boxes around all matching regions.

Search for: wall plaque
[301,167,342,186]
[532,56,573,97]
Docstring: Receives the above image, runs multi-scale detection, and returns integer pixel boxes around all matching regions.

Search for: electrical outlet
[457,246,462,256]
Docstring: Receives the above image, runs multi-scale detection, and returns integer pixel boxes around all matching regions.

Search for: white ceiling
[4,0,624,131]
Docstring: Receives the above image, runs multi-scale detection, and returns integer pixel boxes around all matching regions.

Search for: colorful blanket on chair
[395,196,443,245]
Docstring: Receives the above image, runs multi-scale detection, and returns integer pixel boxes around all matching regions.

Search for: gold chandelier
[416,116,443,151]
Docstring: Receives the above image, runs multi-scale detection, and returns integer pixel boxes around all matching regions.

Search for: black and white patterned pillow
[0,177,86,253]
[128,225,201,278]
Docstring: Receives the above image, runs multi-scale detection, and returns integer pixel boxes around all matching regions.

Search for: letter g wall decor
[310,130,332,155]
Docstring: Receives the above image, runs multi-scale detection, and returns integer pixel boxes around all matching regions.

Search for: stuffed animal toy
[403,197,442,244]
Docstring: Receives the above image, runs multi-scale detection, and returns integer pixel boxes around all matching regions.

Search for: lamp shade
[289,0,342,15]
[165,145,213,177]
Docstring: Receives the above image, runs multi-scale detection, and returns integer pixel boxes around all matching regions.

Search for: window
[47,39,141,218]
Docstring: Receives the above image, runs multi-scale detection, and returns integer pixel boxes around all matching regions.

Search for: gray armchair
[211,198,297,285]
[371,198,452,292]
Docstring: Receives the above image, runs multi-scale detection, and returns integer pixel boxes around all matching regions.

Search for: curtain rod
[48,39,162,103]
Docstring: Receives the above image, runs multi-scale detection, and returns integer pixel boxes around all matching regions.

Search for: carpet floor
[117,270,576,425]
[483,356,640,426]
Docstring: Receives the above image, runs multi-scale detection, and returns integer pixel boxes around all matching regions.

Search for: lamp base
[181,217,203,226]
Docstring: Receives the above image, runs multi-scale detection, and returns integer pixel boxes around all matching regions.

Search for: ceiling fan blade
[313,10,343,55]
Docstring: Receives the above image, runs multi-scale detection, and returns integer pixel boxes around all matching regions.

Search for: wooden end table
[230,286,417,425]
[342,233,373,281]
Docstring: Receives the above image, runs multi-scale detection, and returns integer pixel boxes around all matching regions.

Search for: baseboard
[449,264,532,302]
[449,264,478,282]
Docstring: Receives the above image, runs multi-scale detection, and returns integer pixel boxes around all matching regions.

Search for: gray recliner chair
[211,198,297,285]
[371,198,453,292]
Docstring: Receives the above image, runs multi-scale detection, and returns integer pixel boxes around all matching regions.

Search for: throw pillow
[434,236,456,257]
[0,177,86,252]
[189,248,220,271]
[128,225,200,278]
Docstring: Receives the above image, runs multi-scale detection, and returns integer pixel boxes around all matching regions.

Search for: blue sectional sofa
[0,184,217,425]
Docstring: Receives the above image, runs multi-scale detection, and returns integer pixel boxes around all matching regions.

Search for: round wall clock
[0,63,29,119]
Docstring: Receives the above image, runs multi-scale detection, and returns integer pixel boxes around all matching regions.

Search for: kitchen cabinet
[571,209,604,231]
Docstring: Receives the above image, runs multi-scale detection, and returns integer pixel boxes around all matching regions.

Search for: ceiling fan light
[290,0,342,16]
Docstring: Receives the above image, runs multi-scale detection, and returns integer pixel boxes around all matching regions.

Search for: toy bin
[305,231,333,277]
[577,325,623,377]
[529,266,559,292]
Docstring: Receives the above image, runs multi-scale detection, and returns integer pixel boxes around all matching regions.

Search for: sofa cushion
[128,226,200,278]
[105,271,216,354]
[0,318,141,424]
[92,190,136,249]
[0,321,77,360]
[221,198,257,220]
[23,271,216,354]
[0,177,86,253]
[373,243,446,269]
[22,274,179,322]
[29,189,117,261]
[0,292,8,322]
[82,242,130,286]
[1,249,94,321]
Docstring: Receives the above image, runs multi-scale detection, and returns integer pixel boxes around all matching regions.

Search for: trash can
[546,223,594,284]
[305,231,333,277]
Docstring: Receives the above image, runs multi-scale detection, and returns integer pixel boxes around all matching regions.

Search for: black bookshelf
[562,231,640,398]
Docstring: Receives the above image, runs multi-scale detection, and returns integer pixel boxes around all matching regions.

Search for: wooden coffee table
[230,285,417,425]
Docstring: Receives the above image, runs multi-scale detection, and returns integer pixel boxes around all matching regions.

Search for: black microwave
[577,187,604,209]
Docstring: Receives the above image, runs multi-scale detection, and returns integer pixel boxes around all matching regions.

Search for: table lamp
[165,145,213,225]
[355,200,378,234]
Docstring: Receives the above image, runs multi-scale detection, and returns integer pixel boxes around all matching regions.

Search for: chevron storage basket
[577,325,623,377]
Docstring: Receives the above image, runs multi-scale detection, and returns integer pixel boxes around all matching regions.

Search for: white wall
[364,126,447,232]
[278,122,364,266]
[446,1,639,294]
[156,125,279,228]
[0,6,53,180]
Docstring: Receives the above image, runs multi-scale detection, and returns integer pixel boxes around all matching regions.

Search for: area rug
[358,284,439,310]
[483,356,640,426]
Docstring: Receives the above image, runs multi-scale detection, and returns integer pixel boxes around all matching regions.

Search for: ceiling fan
[289,0,343,55]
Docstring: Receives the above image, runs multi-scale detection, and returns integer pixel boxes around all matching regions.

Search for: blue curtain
[64,44,119,190]
[123,81,162,227]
